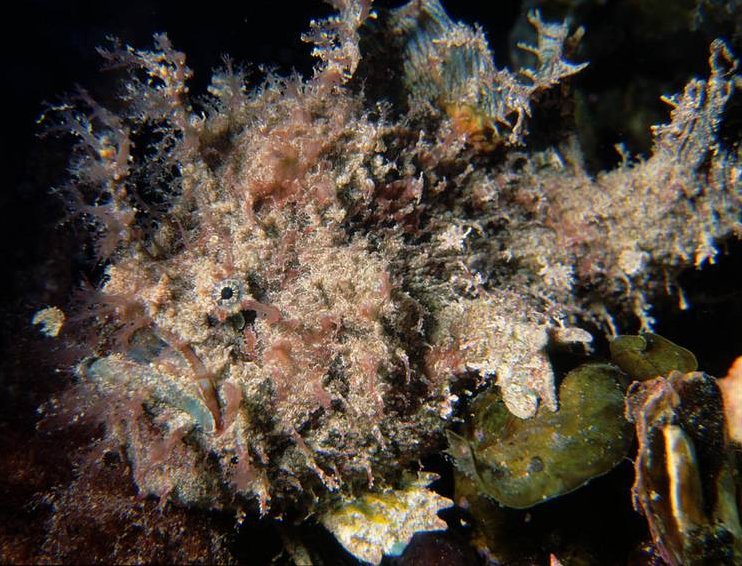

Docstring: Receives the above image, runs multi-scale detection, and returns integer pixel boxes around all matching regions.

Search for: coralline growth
[37,0,740,562]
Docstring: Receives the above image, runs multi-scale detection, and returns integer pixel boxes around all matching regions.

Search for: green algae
[449,363,632,509]
[610,332,697,381]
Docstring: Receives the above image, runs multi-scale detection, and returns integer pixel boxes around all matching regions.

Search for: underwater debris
[448,363,631,509]
[626,371,742,565]
[319,472,451,564]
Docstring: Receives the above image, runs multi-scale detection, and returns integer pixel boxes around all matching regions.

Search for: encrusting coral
[36,0,740,561]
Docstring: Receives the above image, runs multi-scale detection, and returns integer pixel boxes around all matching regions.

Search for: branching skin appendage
[39,0,739,548]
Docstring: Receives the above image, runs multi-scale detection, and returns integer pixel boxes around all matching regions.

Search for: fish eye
[214,278,243,309]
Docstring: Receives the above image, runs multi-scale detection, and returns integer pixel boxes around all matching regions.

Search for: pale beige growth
[390,1,587,145]
[430,293,589,419]
[320,472,451,564]
[33,306,66,338]
[503,40,740,328]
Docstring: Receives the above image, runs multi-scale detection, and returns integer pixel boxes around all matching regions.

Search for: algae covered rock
[319,473,452,565]
[626,370,742,565]
[448,363,632,509]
